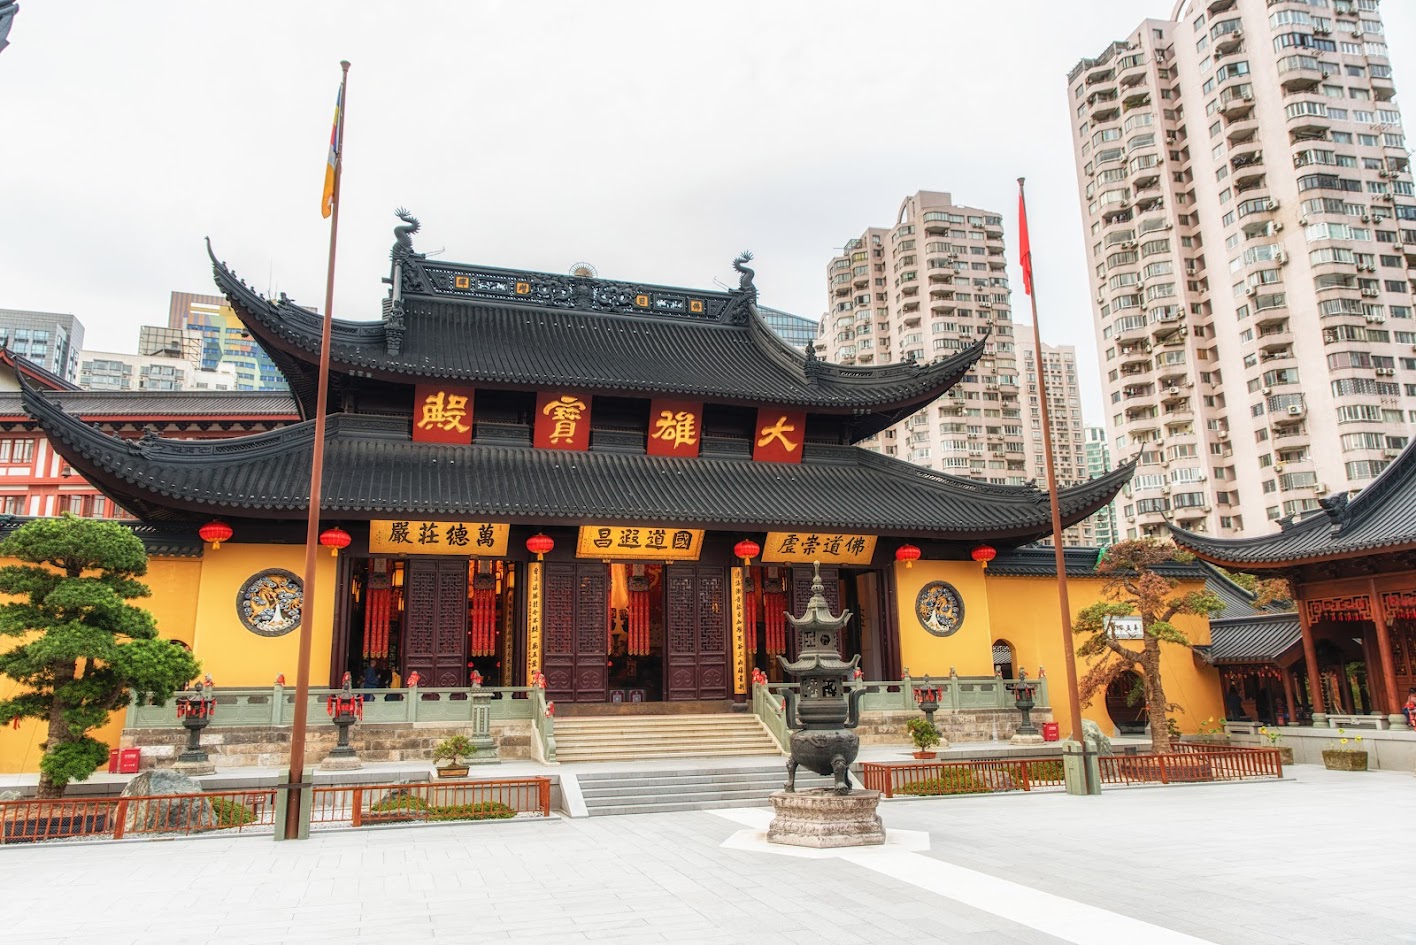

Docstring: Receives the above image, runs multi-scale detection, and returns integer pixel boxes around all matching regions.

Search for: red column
[1369,581,1401,719]
[1296,593,1326,717]
[1281,667,1297,725]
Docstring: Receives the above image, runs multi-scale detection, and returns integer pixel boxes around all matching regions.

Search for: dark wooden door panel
[405,558,468,688]
[665,566,728,700]
[543,562,607,702]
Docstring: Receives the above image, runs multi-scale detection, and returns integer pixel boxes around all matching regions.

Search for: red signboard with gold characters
[646,399,702,458]
[535,392,592,451]
[412,384,475,444]
[753,408,805,464]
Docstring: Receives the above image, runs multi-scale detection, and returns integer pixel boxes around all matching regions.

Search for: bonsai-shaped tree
[1073,538,1224,754]
[432,734,477,767]
[0,515,199,797]
[906,716,941,752]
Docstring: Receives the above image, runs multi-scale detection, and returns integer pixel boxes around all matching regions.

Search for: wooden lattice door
[665,566,729,701]
[404,558,468,688]
[543,562,608,703]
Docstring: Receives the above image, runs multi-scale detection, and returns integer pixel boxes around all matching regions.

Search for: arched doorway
[1105,670,1148,734]
[992,639,1015,678]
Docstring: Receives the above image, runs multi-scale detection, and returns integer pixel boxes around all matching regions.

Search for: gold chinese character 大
[542,395,588,445]
[417,391,471,433]
[756,415,799,452]
[651,410,698,449]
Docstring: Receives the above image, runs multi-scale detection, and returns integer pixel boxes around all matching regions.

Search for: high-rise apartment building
[78,349,240,392]
[1069,0,1409,541]
[820,192,1023,480]
[167,291,289,391]
[818,191,1095,544]
[0,309,85,381]
[1085,426,1122,547]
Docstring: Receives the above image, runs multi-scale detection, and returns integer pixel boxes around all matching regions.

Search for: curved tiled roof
[1169,439,1416,566]
[209,244,983,427]
[23,379,1133,539]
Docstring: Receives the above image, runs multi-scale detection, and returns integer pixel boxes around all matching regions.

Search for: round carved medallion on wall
[236,568,304,638]
[914,580,965,637]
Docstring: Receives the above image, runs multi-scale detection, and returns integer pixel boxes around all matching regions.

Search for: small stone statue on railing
[173,674,217,776]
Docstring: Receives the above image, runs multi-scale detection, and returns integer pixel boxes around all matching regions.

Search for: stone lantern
[769,562,883,848]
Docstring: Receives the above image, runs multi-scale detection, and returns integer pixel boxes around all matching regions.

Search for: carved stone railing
[125,685,537,732]
[752,675,1048,735]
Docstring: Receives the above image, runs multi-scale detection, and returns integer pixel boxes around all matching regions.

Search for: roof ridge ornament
[391,207,424,261]
[733,251,756,298]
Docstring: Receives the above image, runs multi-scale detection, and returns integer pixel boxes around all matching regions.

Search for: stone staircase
[552,713,781,764]
[575,764,835,816]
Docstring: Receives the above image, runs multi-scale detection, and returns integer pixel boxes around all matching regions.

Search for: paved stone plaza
[0,766,1410,945]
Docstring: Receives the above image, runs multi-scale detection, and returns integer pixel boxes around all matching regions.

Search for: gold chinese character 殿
[652,409,698,449]
[417,391,471,433]
[542,395,588,445]
[756,415,799,452]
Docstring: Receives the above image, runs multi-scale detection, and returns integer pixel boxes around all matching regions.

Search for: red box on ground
[1042,722,1060,742]
[107,749,120,773]
[118,748,141,774]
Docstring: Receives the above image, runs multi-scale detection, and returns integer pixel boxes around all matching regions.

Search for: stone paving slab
[0,766,1408,945]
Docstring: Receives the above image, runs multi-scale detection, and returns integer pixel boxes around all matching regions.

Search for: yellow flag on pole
[320,75,346,219]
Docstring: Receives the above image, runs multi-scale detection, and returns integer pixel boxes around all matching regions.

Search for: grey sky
[4,1,1414,420]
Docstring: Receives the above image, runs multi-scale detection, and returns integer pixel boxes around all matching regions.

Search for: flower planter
[912,751,937,760]
[1322,750,1368,772]
[436,764,470,779]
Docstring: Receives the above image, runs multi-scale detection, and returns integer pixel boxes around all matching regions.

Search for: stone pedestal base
[172,760,216,777]
[1010,733,1045,746]
[318,753,363,772]
[768,789,885,848]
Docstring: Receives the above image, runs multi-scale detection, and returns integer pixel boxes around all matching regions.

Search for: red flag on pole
[1018,184,1033,296]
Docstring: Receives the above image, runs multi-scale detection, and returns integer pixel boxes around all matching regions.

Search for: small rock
[0,790,22,801]
[120,769,214,833]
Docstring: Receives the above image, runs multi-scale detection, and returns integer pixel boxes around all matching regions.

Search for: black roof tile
[23,382,1133,538]
[1170,438,1416,566]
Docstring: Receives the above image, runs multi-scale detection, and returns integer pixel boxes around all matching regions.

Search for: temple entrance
[663,565,728,700]
[741,564,890,680]
[1105,670,1148,734]
[339,557,518,689]
[544,562,609,703]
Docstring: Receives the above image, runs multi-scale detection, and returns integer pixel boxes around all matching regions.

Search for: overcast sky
[4,1,1414,420]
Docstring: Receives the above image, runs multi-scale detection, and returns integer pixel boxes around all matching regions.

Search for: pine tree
[1073,538,1223,753]
[0,515,199,797]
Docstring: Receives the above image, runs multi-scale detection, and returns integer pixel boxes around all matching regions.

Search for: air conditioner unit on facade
[1394,244,1406,252]
[1203,505,1213,512]
[1262,386,1272,395]
[1315,483,1329,494]
[1352,29,1363,37]
[1299,215,1310,225]
[1186,267,1197,276]
[1384,448,1402,458]
[1246,287,1259,296]
[1218,430,1230,439]
[1288,405,1303,415]
[1361,214,1371,222]
[1168,386,1179,395]
[1276,251,1288,264]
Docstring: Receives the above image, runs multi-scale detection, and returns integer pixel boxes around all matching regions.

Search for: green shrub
[896,767,994,796]
[1024,759,1065,782]
[426,801,517,821]
[207,797,257,827]
[906,717,942,751]
[370,794,430,815]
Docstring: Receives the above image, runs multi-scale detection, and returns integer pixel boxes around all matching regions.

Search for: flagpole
[1017,178,1088,764]
[285,60,349,840]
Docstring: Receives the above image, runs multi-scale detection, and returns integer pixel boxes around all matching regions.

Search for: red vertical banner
[647,399,702,458]
[752,408,806,464]
[412,384,475,444]
[535,392,592,451]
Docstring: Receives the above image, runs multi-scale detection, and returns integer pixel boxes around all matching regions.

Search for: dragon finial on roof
[733,251,756,295]
[391,207,423,260]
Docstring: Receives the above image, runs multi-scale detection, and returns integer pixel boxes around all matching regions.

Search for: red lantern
[526,533,554,561]
[199,519,233,550]
[971,544,997,568]
[733,539,761,567]
[320,526,352,557]
[895,543,921,569]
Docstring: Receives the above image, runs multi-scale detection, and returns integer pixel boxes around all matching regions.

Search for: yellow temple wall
[191,543,337,687]
[891,560,1224,734]
[1,545,336,775]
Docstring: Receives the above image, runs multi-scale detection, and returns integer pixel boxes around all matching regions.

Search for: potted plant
[1321,729,1368,772]
[1256,726,1294,766]
[906,717,942,759]
[432,735,477,778]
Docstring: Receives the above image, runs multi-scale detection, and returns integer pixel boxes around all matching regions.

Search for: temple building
[1172,447,1416,728]
[0,217,1232,774]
